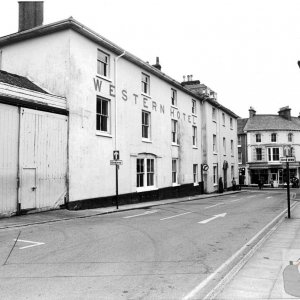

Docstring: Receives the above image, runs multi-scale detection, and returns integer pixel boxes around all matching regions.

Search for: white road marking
[198,213,227,224]
[230,195,237,198]
[160,211,192,220]
[204,203,224,209]
[14,239,45,250]
[123,210,158,219]
[229,198,242,203]
[247,195,256,198]
[267,196,272,199]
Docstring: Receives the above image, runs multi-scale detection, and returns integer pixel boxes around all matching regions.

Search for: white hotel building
[0,2,238,215]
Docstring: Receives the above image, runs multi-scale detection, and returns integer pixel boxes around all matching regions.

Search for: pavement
[1,189,300,299]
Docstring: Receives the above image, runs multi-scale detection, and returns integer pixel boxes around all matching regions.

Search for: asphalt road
[0,190,295,299]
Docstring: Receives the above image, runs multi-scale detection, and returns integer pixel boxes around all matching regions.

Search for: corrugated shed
[0,70,47,94]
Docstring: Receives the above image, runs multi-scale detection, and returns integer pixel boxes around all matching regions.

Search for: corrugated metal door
[0,103,19,215]
[20,108,68,211]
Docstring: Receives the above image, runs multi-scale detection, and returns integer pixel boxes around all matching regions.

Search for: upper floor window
[222,113,225,126]
[141,73,150,95]
[192,126,197,147]
[171,89,177,106]
[192,100,196,115]
[256,148,262,161]
[142,110,151,139]
[97,49,109,77]
[271,133,277,142]
[238,150,242,163]
[213,165,218,185]
[212,108,216,121]
[268,147,279,161]
[171,119,178,144]
[223,137,226,155]
[238,135,242,145]
[96,97,110,133]
[288,133,293,142]
[213,134,217,152]
[230,118,233,129]
[256,134,261,143]
[231,140,234,156]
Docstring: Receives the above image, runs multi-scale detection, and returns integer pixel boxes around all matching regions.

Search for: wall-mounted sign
[202,164,209,171]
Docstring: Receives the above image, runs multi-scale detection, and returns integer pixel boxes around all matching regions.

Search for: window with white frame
[141,73,150,95]
[222,113,225,126]
[256,134,261,143]
[96,97,110,132]
[171,88,177,106]
[137,157,155,189]
[288,133,293,142]
[268,147,279,161]
[271,133,277,142]
[231,140,234,156]
[97,49,109,77]
[256,148,262,161]
[171,119,178,144]
[193,164,198,184]
[142,110,151,139]
[192,126,197,147]
[223,137,226,155]
[212,107,216,121]
[213,134,217,152]
[213,165,218,185]
[172,159,178,184]
[192,99,196,115]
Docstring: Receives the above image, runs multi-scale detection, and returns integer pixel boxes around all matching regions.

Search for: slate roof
[242,115,300,131]
[0,70,48,94]
[237,118,248,134]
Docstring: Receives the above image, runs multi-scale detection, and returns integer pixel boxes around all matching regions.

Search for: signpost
[111,151,122,210]
[280,148,294,219]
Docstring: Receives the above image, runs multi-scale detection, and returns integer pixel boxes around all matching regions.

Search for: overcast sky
[1,0,300,118]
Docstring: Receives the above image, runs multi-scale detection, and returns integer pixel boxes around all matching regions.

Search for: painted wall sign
[93,77,197,125]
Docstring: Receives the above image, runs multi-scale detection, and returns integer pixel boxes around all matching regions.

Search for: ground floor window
[213,165,218,185]
[172,159,178,184]
[137,156,155,189]
[250,168,298,185]
[250,169,268,184]
[193,164,198,184]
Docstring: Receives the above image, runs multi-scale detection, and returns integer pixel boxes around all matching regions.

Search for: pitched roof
[0,70,47,94]
[0,17,238,118]
[237,118,248,134]
[243,115,300,131]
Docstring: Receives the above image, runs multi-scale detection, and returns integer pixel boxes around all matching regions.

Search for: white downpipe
[114,51,126,150]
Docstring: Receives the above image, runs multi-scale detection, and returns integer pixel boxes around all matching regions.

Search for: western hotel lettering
[93,77,196,124]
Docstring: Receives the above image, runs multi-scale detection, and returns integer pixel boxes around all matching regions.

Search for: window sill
[96,74,112,83]
[96,131,112,138]
[172,183,180,187]
[193,146,198,149]
[193,182,199,186]
[141,93,151,99]
[142,138,152,143]
[192,113,197,117]
[137,186,158,193]
[172,143,180,147]
[171,105,178,109]
[213,152,218,155]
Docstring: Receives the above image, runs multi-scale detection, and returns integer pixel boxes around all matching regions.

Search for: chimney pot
[249,106,256,118]
[152,56,161,70]
[19,1,44,32]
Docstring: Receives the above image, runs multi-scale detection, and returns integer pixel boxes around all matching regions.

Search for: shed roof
[0,70,47,94]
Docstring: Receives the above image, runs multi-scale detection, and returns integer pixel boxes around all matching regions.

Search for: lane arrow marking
[14,239,45,250]
[198,213,227,224]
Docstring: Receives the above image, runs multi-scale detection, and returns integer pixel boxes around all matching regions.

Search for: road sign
[202,164,209,171]
[113,150,120,160]
[280,157,295,163]
[110,160,123,165]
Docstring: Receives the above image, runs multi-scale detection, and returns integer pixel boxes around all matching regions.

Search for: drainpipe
[16,107,22,215]
[114,51,126,150]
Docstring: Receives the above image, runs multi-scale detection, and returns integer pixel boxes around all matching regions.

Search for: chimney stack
[19,1,44,32]
[152,57,161,71]
[249,106,256,118]
[278,106,291,120]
